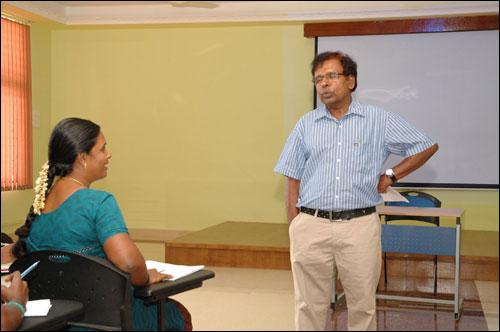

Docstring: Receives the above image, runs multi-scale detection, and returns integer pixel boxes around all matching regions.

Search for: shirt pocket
[346,137,372,172]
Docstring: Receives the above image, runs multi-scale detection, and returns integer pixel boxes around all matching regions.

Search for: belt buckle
[329,210,343,222]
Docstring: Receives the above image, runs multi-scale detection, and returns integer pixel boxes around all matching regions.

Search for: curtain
[1,16,32,191]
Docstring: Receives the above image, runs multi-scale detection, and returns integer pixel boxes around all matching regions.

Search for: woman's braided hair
[12,118,100,258]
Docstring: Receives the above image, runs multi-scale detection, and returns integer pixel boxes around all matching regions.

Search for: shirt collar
[313,100,366,121]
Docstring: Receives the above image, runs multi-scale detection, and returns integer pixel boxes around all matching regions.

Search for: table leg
[454,217,462,320]
[157,300,164,331]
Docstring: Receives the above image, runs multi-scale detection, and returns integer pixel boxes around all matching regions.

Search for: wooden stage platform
[165,222,291,269]
[159,221,499,283]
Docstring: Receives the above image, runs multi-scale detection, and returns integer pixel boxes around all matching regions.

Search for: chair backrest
[9,250,132,331]
[1,232,14,244]
[385,190,441,226]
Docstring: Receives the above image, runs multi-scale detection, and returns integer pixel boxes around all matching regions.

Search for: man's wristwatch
[385,168,398,183]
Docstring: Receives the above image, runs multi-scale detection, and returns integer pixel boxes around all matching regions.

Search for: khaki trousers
[289,212,381,331]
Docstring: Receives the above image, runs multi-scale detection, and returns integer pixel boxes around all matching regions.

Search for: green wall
[1,22,498,234]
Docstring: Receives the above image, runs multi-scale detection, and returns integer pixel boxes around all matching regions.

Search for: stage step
[132,222,499,281]
[165,222,291,269]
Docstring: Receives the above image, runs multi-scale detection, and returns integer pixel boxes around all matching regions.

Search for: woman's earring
[84,162,87,169]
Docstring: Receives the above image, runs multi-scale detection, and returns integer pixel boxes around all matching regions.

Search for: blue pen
[20,261,40,279]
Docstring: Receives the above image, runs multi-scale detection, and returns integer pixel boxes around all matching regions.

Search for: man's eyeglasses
[312,72,348,84]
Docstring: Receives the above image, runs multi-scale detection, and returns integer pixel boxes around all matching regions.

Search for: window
[1,16,33,191]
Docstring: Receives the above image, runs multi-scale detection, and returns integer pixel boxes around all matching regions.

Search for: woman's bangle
[7,301,26,315]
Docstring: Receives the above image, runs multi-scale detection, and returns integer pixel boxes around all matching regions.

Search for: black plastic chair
[9,250,133,331]
[384,190,441,294]
[1,232,14,244]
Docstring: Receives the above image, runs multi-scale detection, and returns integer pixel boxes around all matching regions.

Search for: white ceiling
[2,1,499,25]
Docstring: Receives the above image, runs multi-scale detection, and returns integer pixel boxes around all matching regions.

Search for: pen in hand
[1,261,39,288]
[20,260,40,279]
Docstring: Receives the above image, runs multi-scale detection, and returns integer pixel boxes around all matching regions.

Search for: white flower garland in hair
[32,161,50,215]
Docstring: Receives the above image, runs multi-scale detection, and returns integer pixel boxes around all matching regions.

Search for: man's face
[313,58,355,108]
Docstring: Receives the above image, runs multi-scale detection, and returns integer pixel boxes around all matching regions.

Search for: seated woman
[3,117,191,331]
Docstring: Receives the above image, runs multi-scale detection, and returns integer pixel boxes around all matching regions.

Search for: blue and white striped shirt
[274,101,435,210]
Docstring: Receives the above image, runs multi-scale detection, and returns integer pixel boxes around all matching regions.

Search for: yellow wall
[1,22,498,233]
[48,23,313,231]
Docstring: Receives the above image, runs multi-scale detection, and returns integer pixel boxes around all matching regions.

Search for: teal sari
[26,189,185,331]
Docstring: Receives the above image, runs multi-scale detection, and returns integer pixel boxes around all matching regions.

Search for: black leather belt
[300,206,376,221]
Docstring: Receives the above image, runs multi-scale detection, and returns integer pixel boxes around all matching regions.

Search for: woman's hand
[1,271,29,306]
[147,269,173,285]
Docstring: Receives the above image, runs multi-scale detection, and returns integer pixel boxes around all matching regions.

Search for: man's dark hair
[311,51,358,92]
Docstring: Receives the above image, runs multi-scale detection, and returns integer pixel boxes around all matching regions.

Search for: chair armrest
[18,300,84,331]
[133,270,215,304]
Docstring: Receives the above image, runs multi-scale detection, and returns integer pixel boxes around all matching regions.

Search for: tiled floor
[171,266,295,331]
[475,281,499,331]
[170,266,499,331]
[134,241,498,330]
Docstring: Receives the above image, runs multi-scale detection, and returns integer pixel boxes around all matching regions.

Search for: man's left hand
[377,174,393,193]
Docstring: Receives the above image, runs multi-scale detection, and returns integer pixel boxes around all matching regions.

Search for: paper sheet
[380,186,409,203]
[146,261,204,281]
[1,264,10,274]
[25,299,52,317]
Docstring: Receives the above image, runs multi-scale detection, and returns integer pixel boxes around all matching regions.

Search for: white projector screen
[317,30,499,189]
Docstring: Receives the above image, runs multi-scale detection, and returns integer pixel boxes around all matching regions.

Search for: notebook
[145,260,205,281]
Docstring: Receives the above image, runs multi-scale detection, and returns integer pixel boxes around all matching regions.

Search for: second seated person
[5,117,192,331]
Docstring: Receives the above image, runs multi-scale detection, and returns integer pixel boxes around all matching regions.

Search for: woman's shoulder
[68,189,122,219]
[76,188,111,197]
[75,188,118,205]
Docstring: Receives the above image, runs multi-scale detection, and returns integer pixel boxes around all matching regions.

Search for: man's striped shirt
[274,100,435,210]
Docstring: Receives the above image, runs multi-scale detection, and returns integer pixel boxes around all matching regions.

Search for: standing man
[274,51,438,331]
